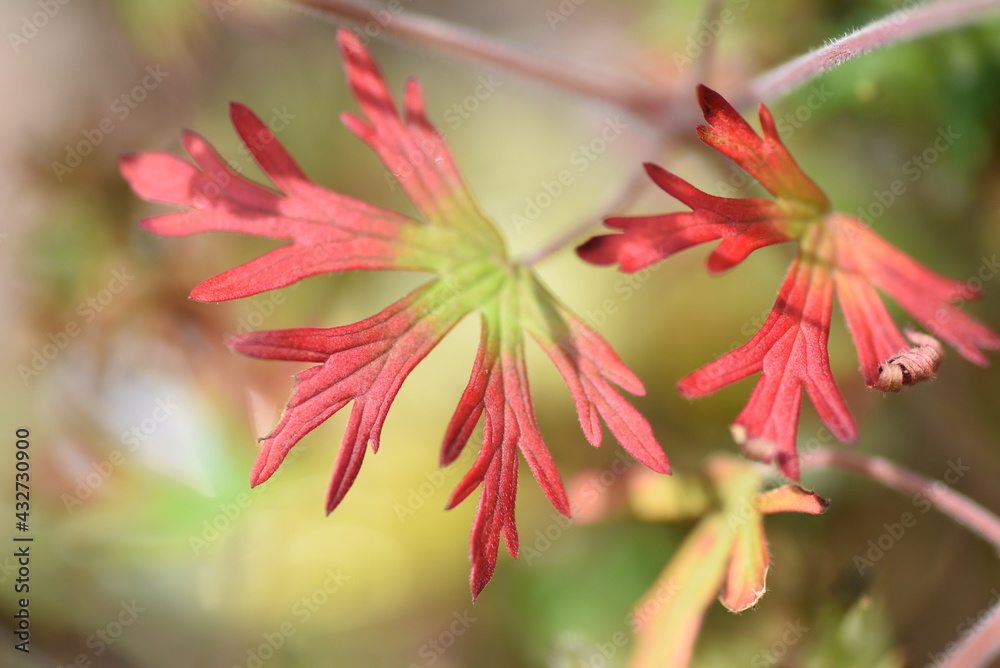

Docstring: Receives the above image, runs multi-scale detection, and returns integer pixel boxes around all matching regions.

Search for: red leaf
[753,485,830,515]
[695,85,828,210]
[123,28,667,598]
[229,282,470,511]
[832,215,1000,367]
[679,228,856,479]
[442,293,569,598]
[719,517,769,613]
[580,85,998,478]
[577,163,793,274]
[120,105,444,302]
[337,30,502,250]
[523,273,670,474]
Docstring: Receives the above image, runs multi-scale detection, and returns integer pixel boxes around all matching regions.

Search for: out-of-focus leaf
[628,515,734,668]
[627,468,714,522]
[754,484,830,515]
[719,517,769,612]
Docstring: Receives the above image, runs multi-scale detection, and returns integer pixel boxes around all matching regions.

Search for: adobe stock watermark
[61,394,180,514]
[625,576,680,634]
[393,467,459,524]
[930,252,1000,330]
[57,599,145,668]
[189,494,254,555]
[406,610,477,668]
[235,107,297,161]
[188,447,307,555]
[681,304,772,396]
[546,0,588,30]
[8,0,72,54]
[17,267,135,385]
[855,125,960,227]
[576,576,680,667]
[672,0,751,72]
[510,115,630,233]
[233,568,350,668]
[775,84,834,142]
[522,450,633,565]
[51,66,171,182]
[750,619,809,667]
[573,577,680,668]
[442,74,503,130]
[223,283,301,339]
[924,588,1000,668]
[853,458,970,575]
[713,84,833,197]
[583,263,662,331]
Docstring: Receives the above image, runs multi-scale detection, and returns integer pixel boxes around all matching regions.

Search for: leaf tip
[336,26,362,53]
[575,235,618,267]
[695,84,727,121]
[188,283,221,303]
[249,458,272,488]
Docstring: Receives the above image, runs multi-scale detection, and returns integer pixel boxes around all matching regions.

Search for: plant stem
[737,0,1000,105]
[280,0,673,120]
[939,601,1000,668]
[801,448,1000,668]
[517,156,656,266]
[277,0,1000,265]
[694,0,724,88]
[800,447,1000,553]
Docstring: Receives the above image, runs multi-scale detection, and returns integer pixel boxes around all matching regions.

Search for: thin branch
[939,600,1000,668]
[272,0,1000,264]
[738,0,1000,106]
[800,447,1000,553]
[518,155,657,266]
[694,0,725,87]
[279,0,673,120]
[802,449,1000,667]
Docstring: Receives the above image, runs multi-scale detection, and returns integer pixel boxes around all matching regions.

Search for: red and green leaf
[625,455,829,665]
[580,84,999,480]
[122,28,668,598]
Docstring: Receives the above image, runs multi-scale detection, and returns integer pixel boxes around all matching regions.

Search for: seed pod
[873,330,943,392]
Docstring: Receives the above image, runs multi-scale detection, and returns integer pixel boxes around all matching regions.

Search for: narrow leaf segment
[121,29,668,598]
[625,455,828,666]
[579,85,1000,479]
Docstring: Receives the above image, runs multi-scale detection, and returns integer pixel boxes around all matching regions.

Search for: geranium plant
[121,1,1000,665]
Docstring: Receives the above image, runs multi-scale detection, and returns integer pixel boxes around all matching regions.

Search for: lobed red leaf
[679,231,856,479]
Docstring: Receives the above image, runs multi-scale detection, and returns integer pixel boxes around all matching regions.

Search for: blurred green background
[3,0,1000,666]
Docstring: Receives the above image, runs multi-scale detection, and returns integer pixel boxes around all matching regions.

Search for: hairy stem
[694,0,724,87]
[802,448,1000,667]
[278,0,1000,264]
[280,0,672,119]
[939,601,1000,668]
[801,447,1000,552]
[518,155,657,266]
[737,0,1000,105]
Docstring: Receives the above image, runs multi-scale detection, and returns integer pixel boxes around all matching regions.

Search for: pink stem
[939,601,1000,668]
[801,447,1000,553]
[694,0,724,87]
[801,447,1000,668]
[517,155,658,266]
[738,0,1000,105]
[282,0,673,119]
